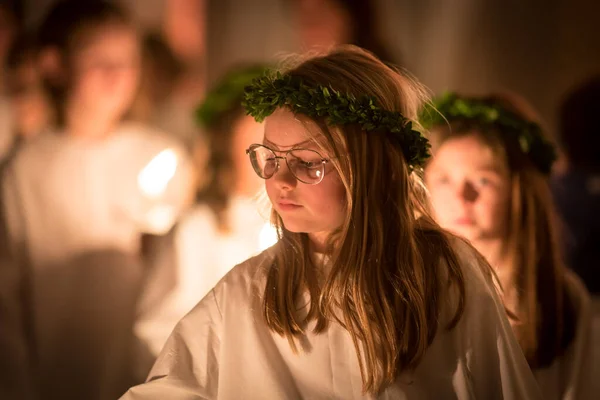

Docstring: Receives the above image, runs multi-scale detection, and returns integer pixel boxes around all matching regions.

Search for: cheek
[309,176,346,219]
[123,68,141,92]
[432,197,454,221]
[112,68,140,100]
[265,179,278,202]
[71,72,94,99]
[477,189,510,226]
[73,71,112,102]
[428,185,457,221]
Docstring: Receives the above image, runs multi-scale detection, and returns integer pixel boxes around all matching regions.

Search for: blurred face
[425,134,511,243]
[9,56,49,137]
[294,0,352,50]
[261,108,346,243]
[232,115,265,195]
[69,24,140,122]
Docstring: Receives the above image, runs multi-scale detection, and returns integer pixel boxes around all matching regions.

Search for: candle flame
[138,149,178,198]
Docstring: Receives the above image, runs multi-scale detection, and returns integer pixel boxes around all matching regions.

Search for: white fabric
[122,240,542,399]
[2,122,193,269]
[135,196,276,356]
[0,121,194,398]
[533,270,597,399]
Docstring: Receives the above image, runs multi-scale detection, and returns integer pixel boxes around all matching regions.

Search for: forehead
[76,24,138,56]
[431,134,506,172]
[264,108,322,149]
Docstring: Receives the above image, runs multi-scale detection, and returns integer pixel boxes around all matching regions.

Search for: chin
[279,217,318,235]
[447,225,482,242]
[280,219,309,234]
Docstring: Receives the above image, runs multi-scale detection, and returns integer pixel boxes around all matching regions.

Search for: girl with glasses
[122,46,541,399]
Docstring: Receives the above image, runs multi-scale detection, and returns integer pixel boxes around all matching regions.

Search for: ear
[37,47,65,85]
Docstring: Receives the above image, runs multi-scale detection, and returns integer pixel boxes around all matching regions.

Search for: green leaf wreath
[196,64,270,128]
[242,72,431,168]
[420,92,557,174]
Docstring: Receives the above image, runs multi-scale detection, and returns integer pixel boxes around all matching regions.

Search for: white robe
[2,122,193,268]
[135,196,276,356]
[533,270,597,399]
[0,122,193,399]
[122,240,542,399]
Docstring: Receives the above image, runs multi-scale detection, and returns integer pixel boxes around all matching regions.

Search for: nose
[271,158,297,190]
[104,63,134,85]
[458,181,479,203]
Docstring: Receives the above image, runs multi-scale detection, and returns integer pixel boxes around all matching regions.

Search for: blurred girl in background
[0,1,192,398]
[135,64,277,357]
[423,92,595,399]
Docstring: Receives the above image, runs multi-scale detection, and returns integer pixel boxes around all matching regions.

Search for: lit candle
[138,148,179,198]
[136,148,180,233]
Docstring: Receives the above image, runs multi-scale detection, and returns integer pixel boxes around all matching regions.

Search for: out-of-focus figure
[0,1,193,399]
[551,76,600,295]
[424,92,595,399]
[136,64,277,357]
[0,0,24,159]
[0,34,51,162]
[289,0,395,64]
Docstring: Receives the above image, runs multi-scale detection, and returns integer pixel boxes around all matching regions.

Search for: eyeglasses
[246,143,330,185]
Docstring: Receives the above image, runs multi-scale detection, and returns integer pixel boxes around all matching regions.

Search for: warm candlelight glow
[259,222,278,251]
[138,148,178,198]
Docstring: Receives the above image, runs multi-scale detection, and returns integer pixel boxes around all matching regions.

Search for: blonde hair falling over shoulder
[263,46,467,394]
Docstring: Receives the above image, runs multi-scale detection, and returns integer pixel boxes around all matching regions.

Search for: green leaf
[242,72,430,168]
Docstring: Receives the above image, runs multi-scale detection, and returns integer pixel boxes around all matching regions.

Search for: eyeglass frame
[245,143,331,185]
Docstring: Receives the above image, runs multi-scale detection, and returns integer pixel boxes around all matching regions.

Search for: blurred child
[424,92,594,399]
[135,64,277,357]
[0,1,193,399]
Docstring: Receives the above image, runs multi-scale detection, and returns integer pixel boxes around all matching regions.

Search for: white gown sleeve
[560,271,595,400]
[134,209,218,357]
[450,240,543,400]
[121,290,222,400]
[460,281,543,399]
[534,271,595,400]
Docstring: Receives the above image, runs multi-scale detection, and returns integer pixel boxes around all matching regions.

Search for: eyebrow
[428,163,505,175]
[474,165,505,173]
[263,137,315,150]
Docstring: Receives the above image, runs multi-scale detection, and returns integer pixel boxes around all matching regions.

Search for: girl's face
[425,134,511,243]
[262,108,346,244]
[69,24,140,122]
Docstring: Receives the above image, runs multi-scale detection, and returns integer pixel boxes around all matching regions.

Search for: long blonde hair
[262,46,467,394]
[427,94,576,368]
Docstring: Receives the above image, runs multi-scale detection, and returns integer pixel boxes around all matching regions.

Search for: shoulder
[113,121,187,153]
[111,122,193,180]
[564,269,591,306]
[211,246,277,309]
[447,235,499,299]
[177,205,219,238]
[563,269,592,337]
[442,235,510,331]
[2,131,65,183]
[181,245,276,322]
[9,131,62,162]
